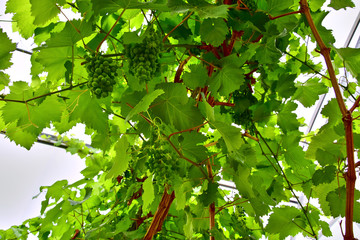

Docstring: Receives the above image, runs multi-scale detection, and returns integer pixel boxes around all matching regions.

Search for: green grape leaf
[328,0,355,10]
[198,181,218,206]
[53,110,77,134]
[174,182,192,210]
[326,186,346,217]
[5,0,36,39]
[321,98,342,126]
[92,0,169,15]
[182,64,209,89]
[30,0,65,25]
[106,136,130,179]
[142,177,155,214]
[5,122,38,149]
[45,180,68,201]
[312,165,336,185]
[184,211,194,239]
[334,47,360,80]
[199,18,228,47]
[91,0,122,15]
[179,131,208,161]
[208,64,245,96]
[265,0,296,16]
[255,37,282,64]
[36,46,73,81]
[277,112,299,133]
[68,187,92,205]
[121,32,142,44]
[196,5,229,19]
[309,0,326,11]
[312,11,335,45]
[198,98,215,122]
[238,144,257,167]
[2,95,65,149]
[114,217,132,233]
[277,102,300,133]
[276,74,297,99]
[293,78,328,107]
[265,206,303,240]
[151,83,203,130]
[67,90,108,133]
[42,201,63,227]
[0,29,16,70]
[0,72,10,91]
[210,121,244,154]
[233,166,254,199]
[125,89,164,122]
[46,19,94,47]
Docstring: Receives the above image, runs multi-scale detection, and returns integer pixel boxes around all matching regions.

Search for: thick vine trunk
[143,188,175,240]
[300,1,357,239]
[209,202,215,240]
[207,160,216,240]
[344,114,356,240]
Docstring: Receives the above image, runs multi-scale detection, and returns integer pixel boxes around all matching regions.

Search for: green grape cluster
[85,53,118,98]
[125,26,162,82]
[145,147,180,187]
[243,0,257,11]
[221,85,257,133]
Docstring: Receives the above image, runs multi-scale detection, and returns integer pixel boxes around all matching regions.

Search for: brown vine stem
[188,50,221,70]
[349,95,360,113]
[0,82,88,104]
[215,198,249,215]
[300,0,346,115]
[15,48,32,55]
[166,138,200,167]
[206,160,215,240]
[300,1,355,239]
[56,4,80,33]
[125,103,153,125]
[174,55,192,83]
[96,9,126,53]
[168,121,208,139]
[25,102,38,128]
[268,10,301,20]
[343,113,356,240]
[199,153,221,165]
[144,187,175,240]
[163,11,193,43]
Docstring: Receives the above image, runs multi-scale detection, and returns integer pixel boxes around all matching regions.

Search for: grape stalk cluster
[125,26,162,83]
[85,53,118,98]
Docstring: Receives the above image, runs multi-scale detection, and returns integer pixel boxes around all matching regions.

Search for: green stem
[256,129,317,239]
[0,82,88,103]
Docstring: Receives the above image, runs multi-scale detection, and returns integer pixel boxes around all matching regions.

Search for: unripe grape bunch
[146,147,180,187]
[84,53,118,98]
[125,26,162,83]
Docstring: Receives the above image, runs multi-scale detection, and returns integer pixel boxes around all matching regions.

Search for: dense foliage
[0,0,360,239]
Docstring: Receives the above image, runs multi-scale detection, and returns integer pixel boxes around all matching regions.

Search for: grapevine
[144,130,180,188]
[85,53,118,98]
[125,25,162,83]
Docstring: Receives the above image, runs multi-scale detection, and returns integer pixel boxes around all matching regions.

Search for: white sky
[0,1,360,239]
